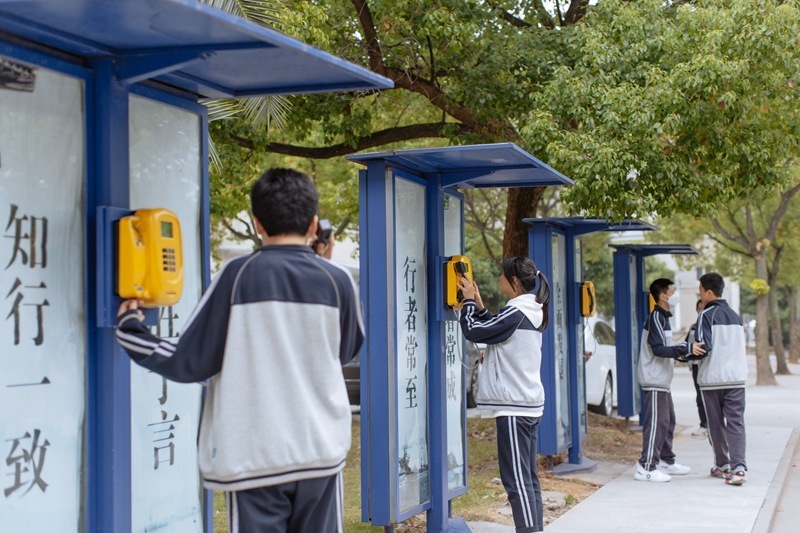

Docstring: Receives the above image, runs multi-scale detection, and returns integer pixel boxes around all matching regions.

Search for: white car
[584,317,618,416]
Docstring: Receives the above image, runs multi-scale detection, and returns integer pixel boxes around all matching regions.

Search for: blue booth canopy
[523,216,658,235]
[610,243,700,257]
[348,143,573,188]
[0,0,393,97]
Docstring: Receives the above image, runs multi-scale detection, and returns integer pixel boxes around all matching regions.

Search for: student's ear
[306,215,319,238]
[254,217,267,238]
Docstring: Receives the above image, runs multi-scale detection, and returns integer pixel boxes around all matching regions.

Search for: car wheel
[598,374,613,417]
[466,364,479,408]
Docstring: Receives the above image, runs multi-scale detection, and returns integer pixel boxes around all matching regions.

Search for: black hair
[250,168,318,237]
[699,272,725,297]
[501,256,550,331]
[649,278,674,302]
[696,299,703,312]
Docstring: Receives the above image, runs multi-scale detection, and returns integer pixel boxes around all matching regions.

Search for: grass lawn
[213,412,635,531]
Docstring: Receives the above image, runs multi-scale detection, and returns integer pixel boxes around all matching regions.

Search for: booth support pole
[87,58,132,533]
[426,177,448,532]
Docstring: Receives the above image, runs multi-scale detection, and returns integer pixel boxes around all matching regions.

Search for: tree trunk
[770,287,791,374]
[755,256,778,385]
[790,287,800,365]
[503,186,546,259]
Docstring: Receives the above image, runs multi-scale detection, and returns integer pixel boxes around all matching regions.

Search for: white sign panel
[551,233,571,449]
[443,195,465,491]
[128,95,204,532]
[0,57,86,531]
[394,177,429,513]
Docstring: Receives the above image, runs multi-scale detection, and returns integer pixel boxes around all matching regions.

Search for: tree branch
[232,122,469,159]
[769,244,784,283]
[724,205,749,243]
[485,1,534,28]
[710,217,749,249]
[564,0,590,25]
[351,0,384,75]
[766,181,800,242]
[707,232,750,257]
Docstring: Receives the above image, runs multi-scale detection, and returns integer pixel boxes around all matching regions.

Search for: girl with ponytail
[457,256,550,533]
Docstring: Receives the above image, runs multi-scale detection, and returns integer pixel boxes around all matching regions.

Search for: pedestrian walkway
[469,356,800,532]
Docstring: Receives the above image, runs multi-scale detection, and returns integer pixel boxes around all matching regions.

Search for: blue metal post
[87,58,132,533]
[359,162,395,525]
[426,176,448,532]
[613,249,636,418]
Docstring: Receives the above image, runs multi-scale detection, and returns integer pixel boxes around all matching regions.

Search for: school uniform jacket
[638,306,696,392]
[115,245,364,491]
[459,294,545,418]
[694,299,747,390]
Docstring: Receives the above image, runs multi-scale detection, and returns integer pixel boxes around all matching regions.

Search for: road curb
[751,428,800,533]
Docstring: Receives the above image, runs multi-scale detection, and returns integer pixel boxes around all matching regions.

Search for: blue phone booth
[611,244,699,419]
[524,219,656,472]
[0,1,391,531]
[348,144,571,532]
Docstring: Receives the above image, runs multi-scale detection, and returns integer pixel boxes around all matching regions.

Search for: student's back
[695,299,747,390]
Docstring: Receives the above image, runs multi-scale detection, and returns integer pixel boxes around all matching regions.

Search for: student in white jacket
[458,256,550,533]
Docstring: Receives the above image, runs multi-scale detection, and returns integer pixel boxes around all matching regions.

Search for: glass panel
[394,177,429,513]
[574,239,587,435]
[551,233,570,449]
[0,57,86,531]
[443,195,465,491]
[129,95,204,532]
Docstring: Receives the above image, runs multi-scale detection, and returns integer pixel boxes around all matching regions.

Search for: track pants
[690,364,708,428]
[496,416,543,533]
[226,472,343,533]
[639,390,676,471]
[701,387,747,471]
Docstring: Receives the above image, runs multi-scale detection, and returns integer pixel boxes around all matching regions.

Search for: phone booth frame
[611,244,700,419]
[524,218,656,471]
[0,1,391,531]
[349,144,572,532]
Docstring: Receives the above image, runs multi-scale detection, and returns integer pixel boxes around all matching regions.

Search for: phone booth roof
[523,217,658,236]
[0,0,393,97]
[347,143,573,188]
[610,243,700,256]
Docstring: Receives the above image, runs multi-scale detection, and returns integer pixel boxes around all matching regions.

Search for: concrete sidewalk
[469,356,800,532]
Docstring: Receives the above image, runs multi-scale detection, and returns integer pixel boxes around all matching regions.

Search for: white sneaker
[635,465,672,482]
[659,462,691,475]
[691,426,708,437]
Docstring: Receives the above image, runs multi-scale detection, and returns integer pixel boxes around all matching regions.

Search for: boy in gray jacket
[695,272,748,485]
[635,279,705,482]
[115,168,364,531]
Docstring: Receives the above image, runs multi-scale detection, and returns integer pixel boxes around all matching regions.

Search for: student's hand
[457,277,484,309]
[313,236,334,259]
[117,299,144,320]
[692,342,706,356]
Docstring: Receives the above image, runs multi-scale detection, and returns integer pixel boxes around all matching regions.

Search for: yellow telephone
[117,208,183,307]
[580,281,596,317]
[445,255,473,309]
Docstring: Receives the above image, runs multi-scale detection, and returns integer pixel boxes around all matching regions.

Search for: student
[457,257,549,533]
[694,272,748,486]
[683,299,709,437]
[115,168,364,531]
[636,278,705,482]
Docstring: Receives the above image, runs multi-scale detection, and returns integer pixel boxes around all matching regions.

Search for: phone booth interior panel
[0,1,392,531]
[611,244,699,420]
[349,144,572,532]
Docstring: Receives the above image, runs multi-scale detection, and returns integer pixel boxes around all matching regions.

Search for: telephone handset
[444,255,473,309]
[117,208,183,307]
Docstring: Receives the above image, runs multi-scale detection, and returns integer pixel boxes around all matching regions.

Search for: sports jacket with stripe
[694,299,747,390]
[459,294,545,418]
[638,306,696,392]
[115,245,364,492]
